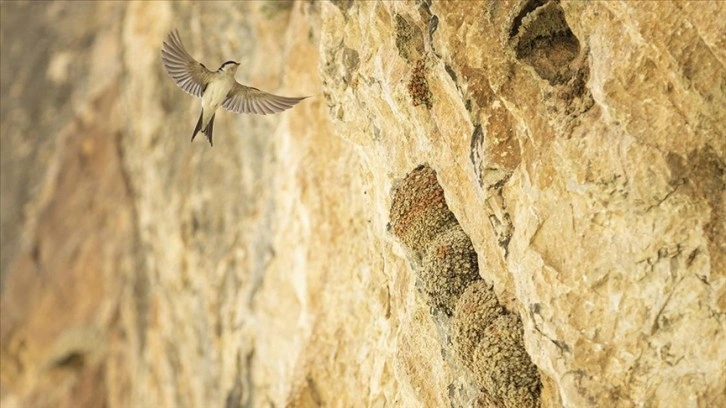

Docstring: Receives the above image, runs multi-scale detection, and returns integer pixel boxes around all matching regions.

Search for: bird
[161,29,308,146]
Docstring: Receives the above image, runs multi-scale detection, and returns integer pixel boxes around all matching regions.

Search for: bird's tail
[203,114,215,147]
[191,110,204,143]
[192,110,216,146]
[191,110,215,146]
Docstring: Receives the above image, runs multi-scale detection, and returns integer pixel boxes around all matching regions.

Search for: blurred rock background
[0,1,723,407]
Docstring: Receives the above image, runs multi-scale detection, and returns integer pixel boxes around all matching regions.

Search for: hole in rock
[511,0,582,86]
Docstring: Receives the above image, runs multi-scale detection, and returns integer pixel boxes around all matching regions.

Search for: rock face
[1,1,724,408]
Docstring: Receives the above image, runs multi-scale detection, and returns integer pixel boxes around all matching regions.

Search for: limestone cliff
[1,1,724,407]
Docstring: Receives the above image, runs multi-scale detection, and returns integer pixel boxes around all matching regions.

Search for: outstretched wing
[161,30,215,98]
[222,83,308,115]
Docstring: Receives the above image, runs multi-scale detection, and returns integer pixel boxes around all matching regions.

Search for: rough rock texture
[1,1,724,408]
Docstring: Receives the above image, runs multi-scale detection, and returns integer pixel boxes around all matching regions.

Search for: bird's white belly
[201,77,233,126]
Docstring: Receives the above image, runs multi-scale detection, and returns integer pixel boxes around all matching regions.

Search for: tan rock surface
[1,1,724,407]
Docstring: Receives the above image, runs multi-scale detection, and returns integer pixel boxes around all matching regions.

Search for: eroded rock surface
[2,1,724,407]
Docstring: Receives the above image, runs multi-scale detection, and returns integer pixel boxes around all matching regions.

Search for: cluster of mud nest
[390,165,541,408]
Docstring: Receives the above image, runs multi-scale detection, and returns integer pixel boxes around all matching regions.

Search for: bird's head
[218,61,240,74]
